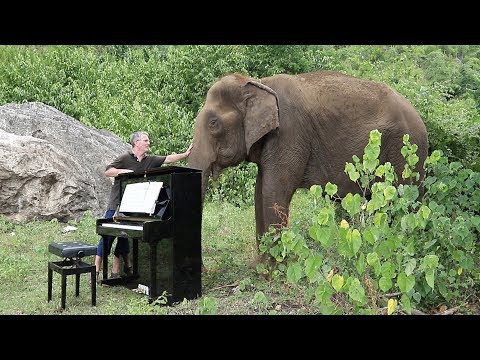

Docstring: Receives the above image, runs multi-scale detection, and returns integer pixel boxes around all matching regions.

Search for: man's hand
[185,143,193,157]
[105,168,134,177]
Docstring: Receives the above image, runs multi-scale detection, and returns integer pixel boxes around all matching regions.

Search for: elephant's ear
[243,81,280,155]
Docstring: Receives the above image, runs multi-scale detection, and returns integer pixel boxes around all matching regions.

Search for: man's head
[130,131,151,154]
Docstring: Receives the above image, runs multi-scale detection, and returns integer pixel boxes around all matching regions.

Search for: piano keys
[100,223,143,231]
[96,165,202,305]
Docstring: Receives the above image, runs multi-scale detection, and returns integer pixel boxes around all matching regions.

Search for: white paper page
[118,181,163,215]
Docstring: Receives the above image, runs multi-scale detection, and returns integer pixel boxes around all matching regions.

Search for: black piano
[96,166,202,305]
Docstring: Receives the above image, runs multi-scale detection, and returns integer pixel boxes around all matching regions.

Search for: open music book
[118,181,163,215]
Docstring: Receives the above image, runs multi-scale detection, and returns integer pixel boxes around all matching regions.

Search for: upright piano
[96,166,202,305]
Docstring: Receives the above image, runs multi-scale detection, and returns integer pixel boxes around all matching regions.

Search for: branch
[435,304,466,315]
[381,292,402,298]
[411,308,427,315]
[207,283,239,293]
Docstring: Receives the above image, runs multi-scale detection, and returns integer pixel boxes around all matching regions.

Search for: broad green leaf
[317,207,331,225]
[364,143,381,160]
[397,272,415,293]
[356,252,366,275]
[310,225,335,248]
[341,193,362,216]
[373,212,388,228]
[419,205,431,220]
[381,261,396,279]
[315,281,333,303]
[331,274,344,291]
[367,192,384,213]
[350,229,362,256]
[383,185,397,201]
[412,292,421,302]
[304,255,323,281]
[286,262,303,283]
[309,184,322,197]
[319,300,337,315]
[423,254,439,269]
[401,294,412,315]
[363,227,376,244]
[325,182,338,196]
[405,259,416,276]
[401,213,417,231]
[345,163,360,182]
[347,277,366,304]
[366,252,379,266]
[401,185,419,202]
[425,269,435,289]
[363,158,379,173]
[379,276,392,292]
[369,129,382,144]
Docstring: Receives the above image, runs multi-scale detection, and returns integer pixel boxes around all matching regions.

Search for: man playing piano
[95,131,193,282]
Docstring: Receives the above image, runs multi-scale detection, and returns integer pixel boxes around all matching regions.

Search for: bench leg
[75,273,80,297]
[91,268,96,306]
[47,266,53,302]
[61,273,67,309]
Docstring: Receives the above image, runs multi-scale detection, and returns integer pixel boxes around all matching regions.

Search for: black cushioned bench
[47,241,97,309]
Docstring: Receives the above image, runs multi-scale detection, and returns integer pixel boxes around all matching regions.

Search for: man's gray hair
[129,131,149,146]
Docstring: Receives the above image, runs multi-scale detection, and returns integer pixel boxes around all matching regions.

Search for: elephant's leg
[259,176,296,237]
[252,169,295,267]
[254,169,265,248]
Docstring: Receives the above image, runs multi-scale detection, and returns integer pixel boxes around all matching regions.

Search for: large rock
[0,102,130,222]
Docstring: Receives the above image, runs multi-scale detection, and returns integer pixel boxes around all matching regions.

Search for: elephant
[187,70,428,252]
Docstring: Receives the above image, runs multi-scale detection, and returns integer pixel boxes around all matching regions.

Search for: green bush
[259,130,480,314]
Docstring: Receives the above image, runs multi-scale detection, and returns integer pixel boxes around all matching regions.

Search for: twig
[411,308,427,315]
[381,292,402,298]
[435,304,466,315]
[208,283,239,293]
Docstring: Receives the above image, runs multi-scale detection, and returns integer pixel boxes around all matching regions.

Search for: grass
[0,192,318,315]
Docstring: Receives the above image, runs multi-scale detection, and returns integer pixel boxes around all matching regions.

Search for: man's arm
[105,168,134,177]
[164,144,193,164]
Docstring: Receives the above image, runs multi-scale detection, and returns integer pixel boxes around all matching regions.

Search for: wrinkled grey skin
[188,70,428,251]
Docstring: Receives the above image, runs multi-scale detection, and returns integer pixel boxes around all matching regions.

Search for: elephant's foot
[250,253,277,280]
[249,253,267,269]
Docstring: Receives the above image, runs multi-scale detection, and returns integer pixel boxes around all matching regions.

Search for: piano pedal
[124,265,133,276]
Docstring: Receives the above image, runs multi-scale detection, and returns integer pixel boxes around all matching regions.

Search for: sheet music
[118,181,163,215]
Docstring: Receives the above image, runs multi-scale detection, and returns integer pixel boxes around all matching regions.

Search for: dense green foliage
[1,45,479,205]
[258,131,479,314]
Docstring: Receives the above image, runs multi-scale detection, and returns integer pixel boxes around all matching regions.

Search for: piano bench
[47,241,97,310]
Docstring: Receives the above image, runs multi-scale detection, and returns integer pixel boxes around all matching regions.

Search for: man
[95,131,193,281]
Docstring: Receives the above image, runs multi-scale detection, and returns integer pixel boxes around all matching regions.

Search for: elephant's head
[188,73,280,202]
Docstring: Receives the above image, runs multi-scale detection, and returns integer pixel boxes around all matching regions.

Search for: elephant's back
[264,71,396,105]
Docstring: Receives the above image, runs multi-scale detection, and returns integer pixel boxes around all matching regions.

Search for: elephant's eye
[208,118,222,135]
[209,118,218,127]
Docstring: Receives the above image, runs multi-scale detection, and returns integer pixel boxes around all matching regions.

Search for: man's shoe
[109,272,121,279]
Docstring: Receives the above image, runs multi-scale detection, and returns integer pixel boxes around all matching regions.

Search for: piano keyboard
[101,223,143,231]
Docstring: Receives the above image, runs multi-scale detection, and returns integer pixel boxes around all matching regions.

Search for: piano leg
[149,242,157,299]
[102,238,108,281]
[133,238,138,276]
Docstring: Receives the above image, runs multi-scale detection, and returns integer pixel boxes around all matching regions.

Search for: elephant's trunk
[187,155,212,208]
